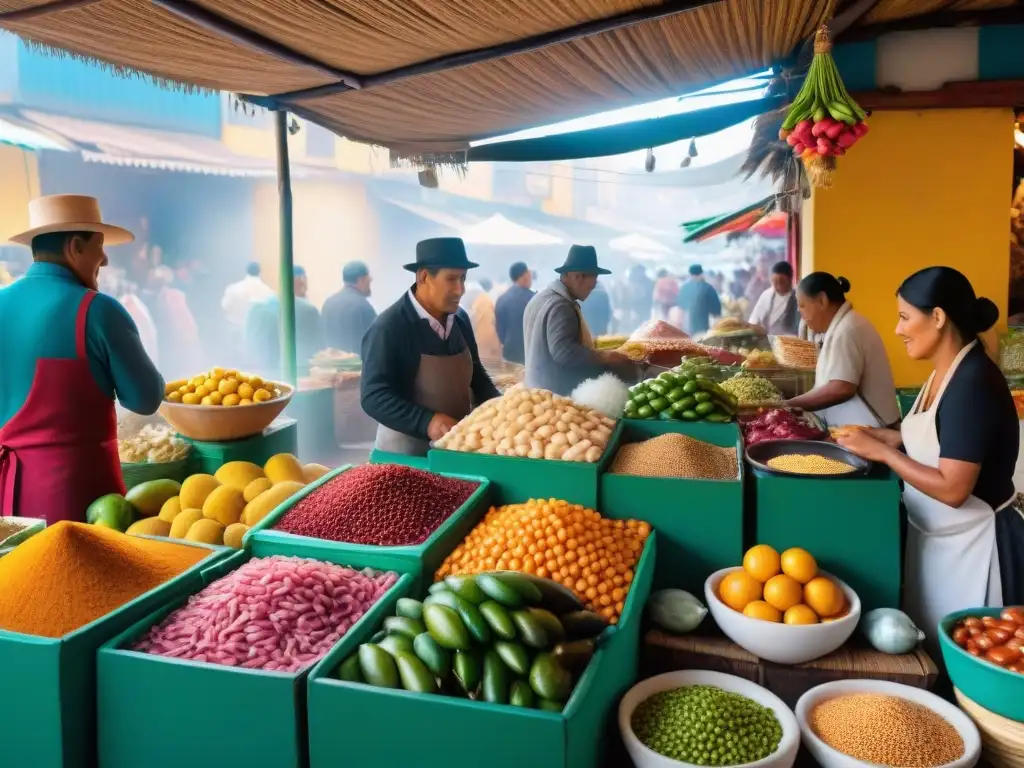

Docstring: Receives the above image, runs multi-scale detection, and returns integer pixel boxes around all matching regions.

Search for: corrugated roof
[2,0,1013,156]
[10,109,322,177]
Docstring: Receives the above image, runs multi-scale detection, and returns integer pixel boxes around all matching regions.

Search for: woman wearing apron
[360,238,500,457]
[838,267,1024,655]
[786,272,901,428]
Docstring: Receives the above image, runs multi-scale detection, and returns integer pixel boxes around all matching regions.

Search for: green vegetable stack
[632,685,783,765]
[337,571,609,712]
[624,363,738,423]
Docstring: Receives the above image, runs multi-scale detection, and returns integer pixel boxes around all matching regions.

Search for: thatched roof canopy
[0,0,1016,158]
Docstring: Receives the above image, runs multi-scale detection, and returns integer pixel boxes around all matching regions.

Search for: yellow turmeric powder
[0,521,209,638]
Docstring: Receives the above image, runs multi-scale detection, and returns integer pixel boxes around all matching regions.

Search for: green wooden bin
[182,417,299,475]
[246,464,493,587]
[97,539,411,768]
[306,533,657,768]
[601,420,744,593]
[428,422,623,507]
[753,465,903,612]
[0,539,230,768]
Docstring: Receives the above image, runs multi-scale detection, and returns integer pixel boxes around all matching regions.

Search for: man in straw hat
[524,245,632,395]
[0,194,164,523]
[360,237,499,456]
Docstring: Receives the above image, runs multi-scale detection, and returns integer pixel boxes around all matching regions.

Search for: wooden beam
[0,0,102,22]
[151,0,363,88]
[852,79,1024,111]
[273,0,723,103]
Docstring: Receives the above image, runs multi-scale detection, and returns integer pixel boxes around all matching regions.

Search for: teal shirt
[244,295,325,378]
[0,263,165,426]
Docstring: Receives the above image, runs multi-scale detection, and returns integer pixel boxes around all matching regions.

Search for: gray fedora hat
[554,245,611,275]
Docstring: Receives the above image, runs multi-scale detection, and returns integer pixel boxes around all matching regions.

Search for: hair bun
[837,276,851,294]
[974,297,999,333]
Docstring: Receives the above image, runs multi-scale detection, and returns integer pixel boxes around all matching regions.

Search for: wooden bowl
[159,384,293,442]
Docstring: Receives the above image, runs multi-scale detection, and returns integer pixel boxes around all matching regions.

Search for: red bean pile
[273,464,479,546]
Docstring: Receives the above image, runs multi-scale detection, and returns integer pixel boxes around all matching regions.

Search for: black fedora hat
[554,244,611,275]
[404,237,479,272]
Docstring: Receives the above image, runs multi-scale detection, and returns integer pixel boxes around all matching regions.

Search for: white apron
[813,303,884,428]
[902,340,1006,658]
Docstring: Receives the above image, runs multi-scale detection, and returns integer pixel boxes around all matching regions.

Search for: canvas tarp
[0,0,1015,156]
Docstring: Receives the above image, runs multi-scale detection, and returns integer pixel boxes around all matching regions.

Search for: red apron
[0,292,125,524]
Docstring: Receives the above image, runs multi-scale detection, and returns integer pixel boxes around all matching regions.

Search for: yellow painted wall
[0,145,40,242]
[801,108,1013,387]
[252,178,380,310]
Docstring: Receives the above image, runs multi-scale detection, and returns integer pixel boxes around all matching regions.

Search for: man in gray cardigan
[523,245,630,395]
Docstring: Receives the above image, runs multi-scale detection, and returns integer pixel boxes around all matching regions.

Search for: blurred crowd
[0,243,783,379]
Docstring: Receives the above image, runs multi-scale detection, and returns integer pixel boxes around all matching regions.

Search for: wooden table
[642,627,939,710]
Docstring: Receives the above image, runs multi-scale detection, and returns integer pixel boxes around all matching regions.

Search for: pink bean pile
[134,555,397,672]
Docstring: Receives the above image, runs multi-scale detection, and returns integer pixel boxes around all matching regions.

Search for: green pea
[631,685,783,766]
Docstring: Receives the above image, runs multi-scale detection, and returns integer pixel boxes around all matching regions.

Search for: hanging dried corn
[779,25,869,188]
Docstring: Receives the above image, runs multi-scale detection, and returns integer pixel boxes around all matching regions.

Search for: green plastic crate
[182,417,298,475]
[753,465,903,611]
[0,539,229,768]
[246,464,493,586]
[428,422,623,507]
[368,448,429,470]
[120,457,190,491]
[939,607,1024,721]
[896,387,922,419]
[601,421,744,592]
[306,533,657,768]
[97,540,412,768]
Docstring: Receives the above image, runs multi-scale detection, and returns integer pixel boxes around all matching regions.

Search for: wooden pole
[274,110,297,386]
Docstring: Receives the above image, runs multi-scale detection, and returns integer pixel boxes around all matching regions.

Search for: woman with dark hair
[786,272,900,428]
[839,267,1023,649]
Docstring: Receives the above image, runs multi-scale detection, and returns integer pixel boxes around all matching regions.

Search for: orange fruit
[742,544,781,583]
[783,604,819,625]
[781,547,818,584]
[763,574,803,612]
[718,570,763,613]
[742,600,782,623]
[804,576,846,618]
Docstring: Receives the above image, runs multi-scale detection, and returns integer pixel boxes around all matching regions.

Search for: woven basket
[121,457,190,491]
[955,689,1024,768]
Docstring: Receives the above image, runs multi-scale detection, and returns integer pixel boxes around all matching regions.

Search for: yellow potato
[182,393,201,405]
[218,378,239,396]
[222,393,241,407]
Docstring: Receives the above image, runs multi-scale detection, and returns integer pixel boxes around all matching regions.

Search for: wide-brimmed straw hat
[404,237,479,272]
[9,194,134,247]
[554,244,611,275]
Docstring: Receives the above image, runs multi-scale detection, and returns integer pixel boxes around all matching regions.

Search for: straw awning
[2,0,1013,159]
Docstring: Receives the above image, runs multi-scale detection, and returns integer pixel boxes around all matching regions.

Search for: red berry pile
[274,464,479,546]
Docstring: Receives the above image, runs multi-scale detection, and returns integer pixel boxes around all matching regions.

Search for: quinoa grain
[810,693,964,767]
[609,434,737,480]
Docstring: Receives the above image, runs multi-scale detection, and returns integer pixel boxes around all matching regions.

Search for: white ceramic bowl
[619,670,800,768]
[704,567,861,665]
[796,679,981,768]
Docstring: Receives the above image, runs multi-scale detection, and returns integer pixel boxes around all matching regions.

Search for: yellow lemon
[239,398,253,406]
[783,604,819,625]
[253,388,272,402]
[763,574,803,612]
[178,384,192,395]
[191,376,206,388]
[222,393,241,407]
[742,600,782,622]
[182,393,201,405]
[206,391,223,406]
[718,570,763,613]
[803,577,846,618]
[742,544,781,583]
[238,382,254,400]
[166,391,183,403]
[165,380,186,395]
[781,547,818,584]
[248,375,265,389]
[211,367,226,377]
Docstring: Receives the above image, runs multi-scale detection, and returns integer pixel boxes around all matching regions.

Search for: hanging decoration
[779,25,869,188]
